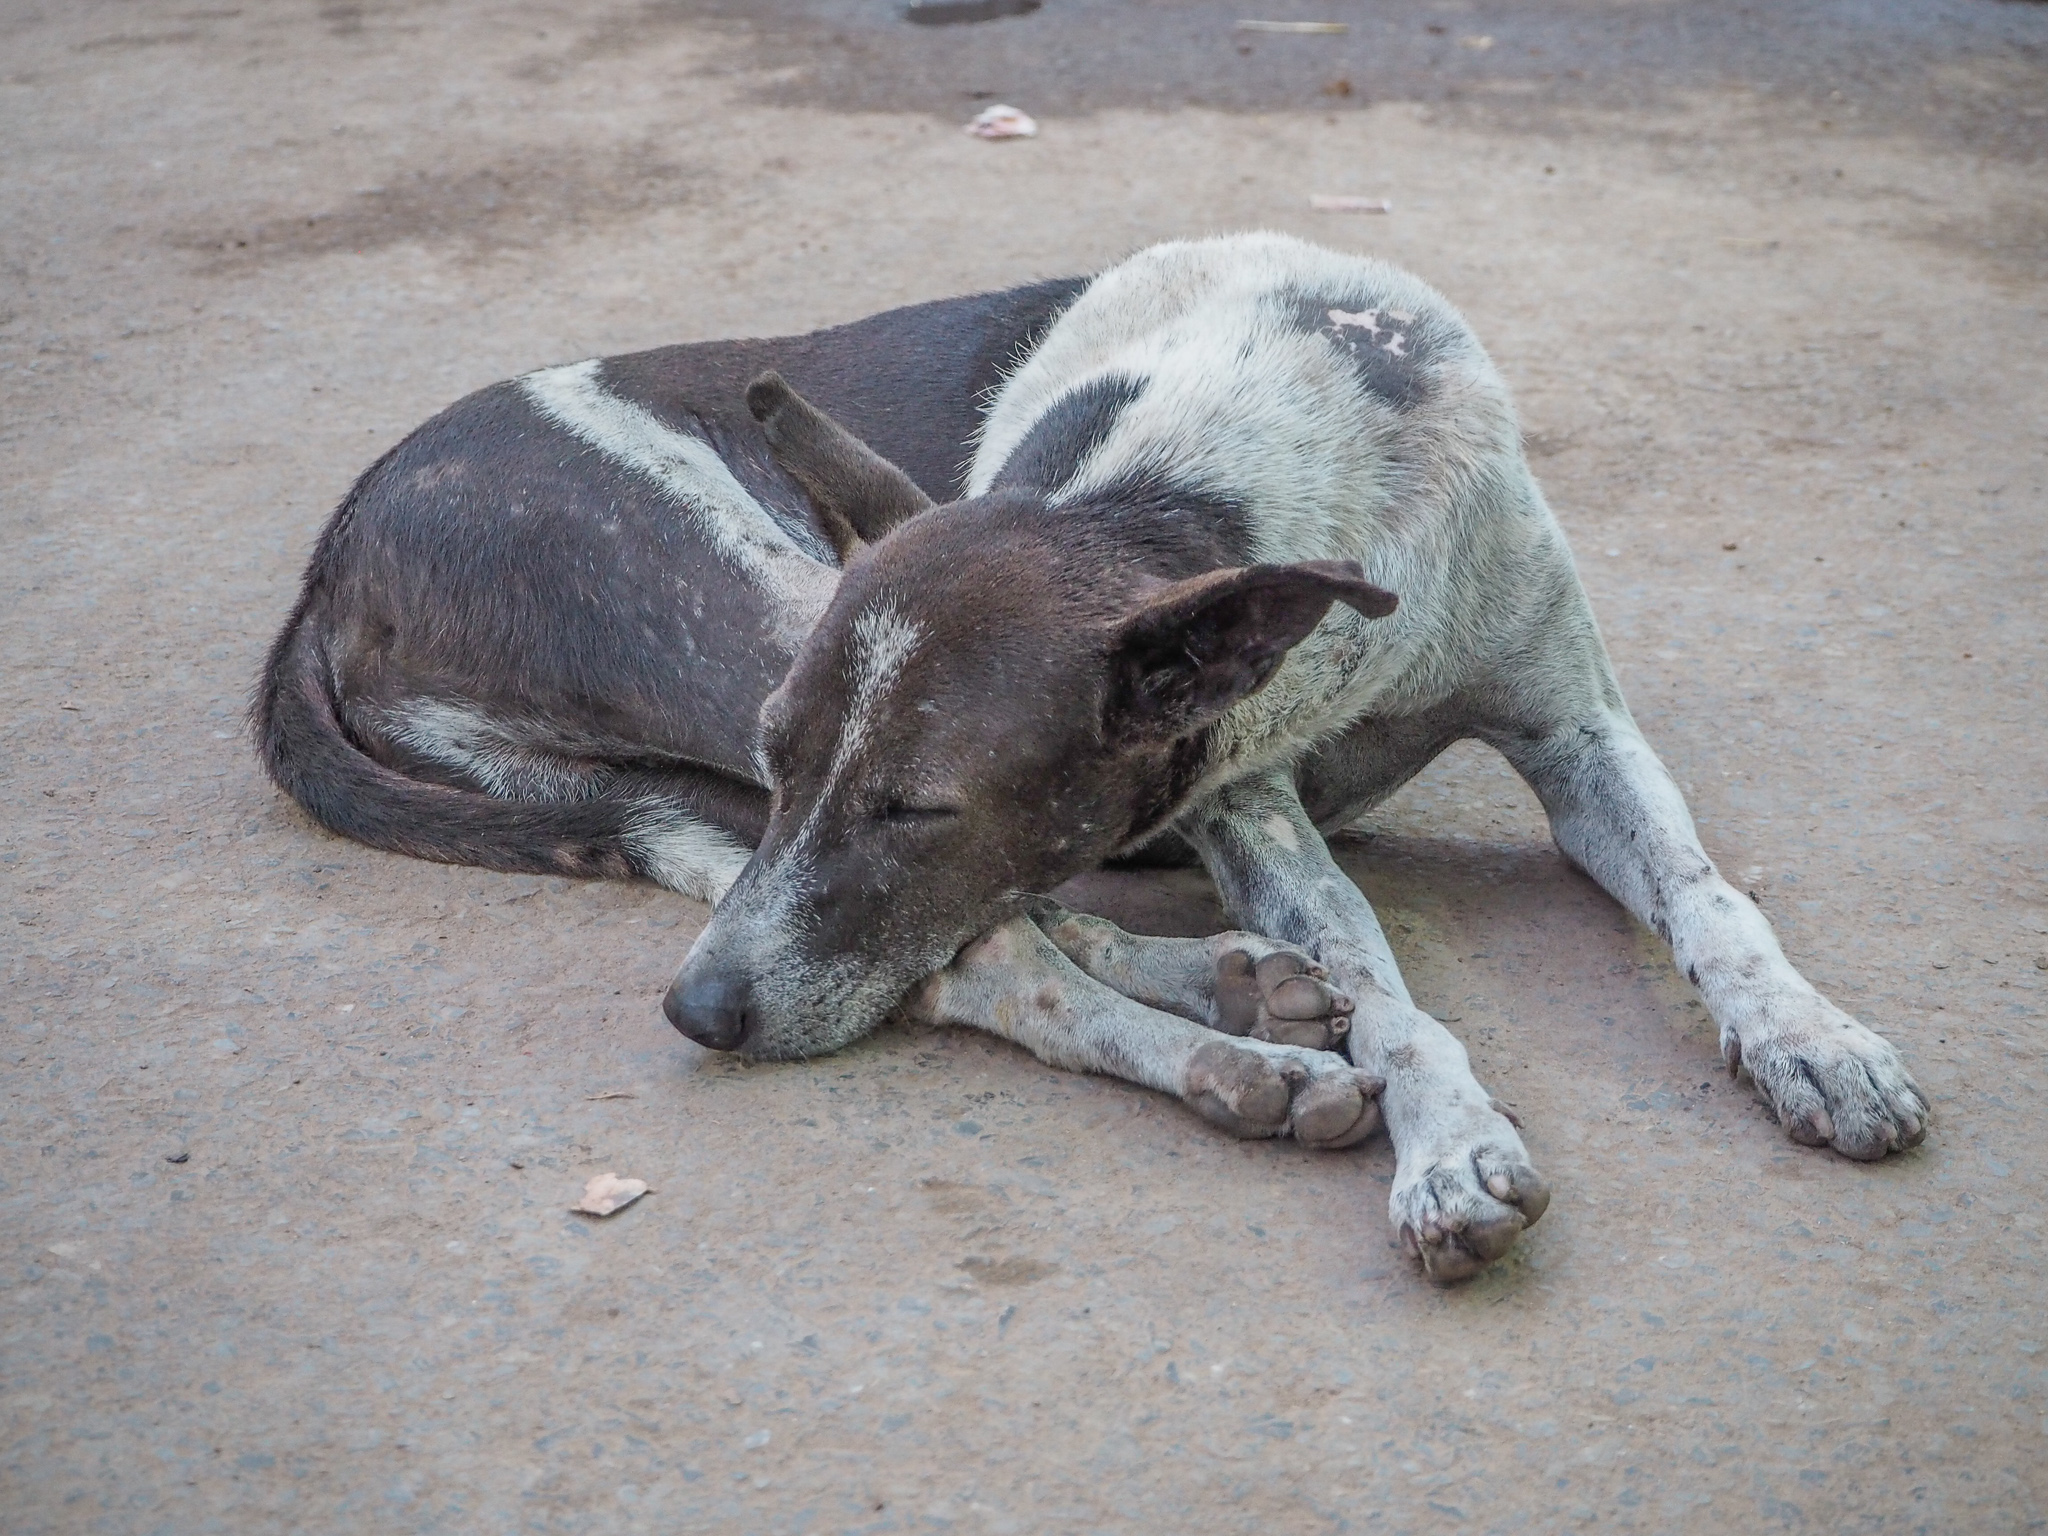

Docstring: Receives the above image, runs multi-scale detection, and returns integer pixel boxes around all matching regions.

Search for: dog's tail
[252,599,753,904]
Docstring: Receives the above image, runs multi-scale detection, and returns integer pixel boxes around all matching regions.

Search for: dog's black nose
[663,971,751,1052]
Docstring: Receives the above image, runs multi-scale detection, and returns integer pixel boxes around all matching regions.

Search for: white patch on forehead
[624,806,752,903]
[519,360,833,637]
[835,604,924,776]
[380,699,594,801]
[785,603,926,858]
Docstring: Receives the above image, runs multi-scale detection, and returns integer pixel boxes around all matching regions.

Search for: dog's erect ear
[746,372,935,564]
[1103,561,1398,742]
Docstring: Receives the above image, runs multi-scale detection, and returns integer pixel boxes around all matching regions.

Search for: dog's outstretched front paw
[1212,940,1354,1051]
[1184,1038,1383,1148]
[1725,999,1929,1160]
[1391,1111,1550,1284]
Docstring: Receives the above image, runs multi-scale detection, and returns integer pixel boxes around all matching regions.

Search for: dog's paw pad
[1215,944,1353,1051]
[1475,1148,1550,1226]
[1289,1063,1384,1148]
[1186,1040,1293,1138]
[1185,1039,1382,1146]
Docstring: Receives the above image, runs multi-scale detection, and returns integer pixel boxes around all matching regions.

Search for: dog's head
[663,375,1394,1059]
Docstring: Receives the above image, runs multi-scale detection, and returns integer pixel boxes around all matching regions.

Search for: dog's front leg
[1182,770,1551,1282]
[902,915,1382,1148]
[1490,708,1929,1159]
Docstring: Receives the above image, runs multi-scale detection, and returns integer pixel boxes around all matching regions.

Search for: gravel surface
[4,1,2046,1531]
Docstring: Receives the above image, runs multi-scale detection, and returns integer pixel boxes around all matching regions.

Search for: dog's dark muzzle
[663,969,753,1052]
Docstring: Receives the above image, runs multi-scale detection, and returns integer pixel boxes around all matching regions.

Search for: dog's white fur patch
[835,605,924,776]
[625,805,752,903]
[790,602,926,858]
[380,699,597,801]
[381,698,752,901]
[520,360,834,642]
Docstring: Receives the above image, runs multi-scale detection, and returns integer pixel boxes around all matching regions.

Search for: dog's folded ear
[1103,560,1398,742]
[746,372,935,565]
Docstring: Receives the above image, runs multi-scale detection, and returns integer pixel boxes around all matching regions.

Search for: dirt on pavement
[4,1,2046,1531]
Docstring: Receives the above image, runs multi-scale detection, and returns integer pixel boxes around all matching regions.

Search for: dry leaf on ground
[572,1172,649,1216]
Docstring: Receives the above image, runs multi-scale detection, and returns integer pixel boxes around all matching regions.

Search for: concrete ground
[4,0,2046,1530]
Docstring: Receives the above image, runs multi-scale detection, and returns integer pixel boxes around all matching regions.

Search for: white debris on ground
[1309,194,1393,213]
[965,104,1038,140]
[1235,20,1349,34]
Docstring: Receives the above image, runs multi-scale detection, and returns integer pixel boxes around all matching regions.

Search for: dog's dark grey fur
[258,277,1084,888]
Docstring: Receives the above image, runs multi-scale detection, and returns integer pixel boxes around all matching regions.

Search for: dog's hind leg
[1473,618,1929,1160]
[902,916,1383,1148]
[1013,897,1356,1051]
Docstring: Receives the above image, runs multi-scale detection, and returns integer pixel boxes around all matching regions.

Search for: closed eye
[874,801,959,827]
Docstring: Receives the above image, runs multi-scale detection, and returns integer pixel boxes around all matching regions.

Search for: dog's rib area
[518,359,834,641]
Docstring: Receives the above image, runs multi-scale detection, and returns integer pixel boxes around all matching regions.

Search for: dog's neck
[911,478,1255,603]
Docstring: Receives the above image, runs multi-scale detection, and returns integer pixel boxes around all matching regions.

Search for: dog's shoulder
[969,235,1517,552]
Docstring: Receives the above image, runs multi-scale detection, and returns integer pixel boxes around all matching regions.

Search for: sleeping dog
[259,233,1928,1280]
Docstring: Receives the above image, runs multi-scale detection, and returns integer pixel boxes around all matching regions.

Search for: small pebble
[164,1151,190,1165]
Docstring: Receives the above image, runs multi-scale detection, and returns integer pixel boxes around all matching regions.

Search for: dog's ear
[1102,561,1398,743]
[746,372,935,564]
